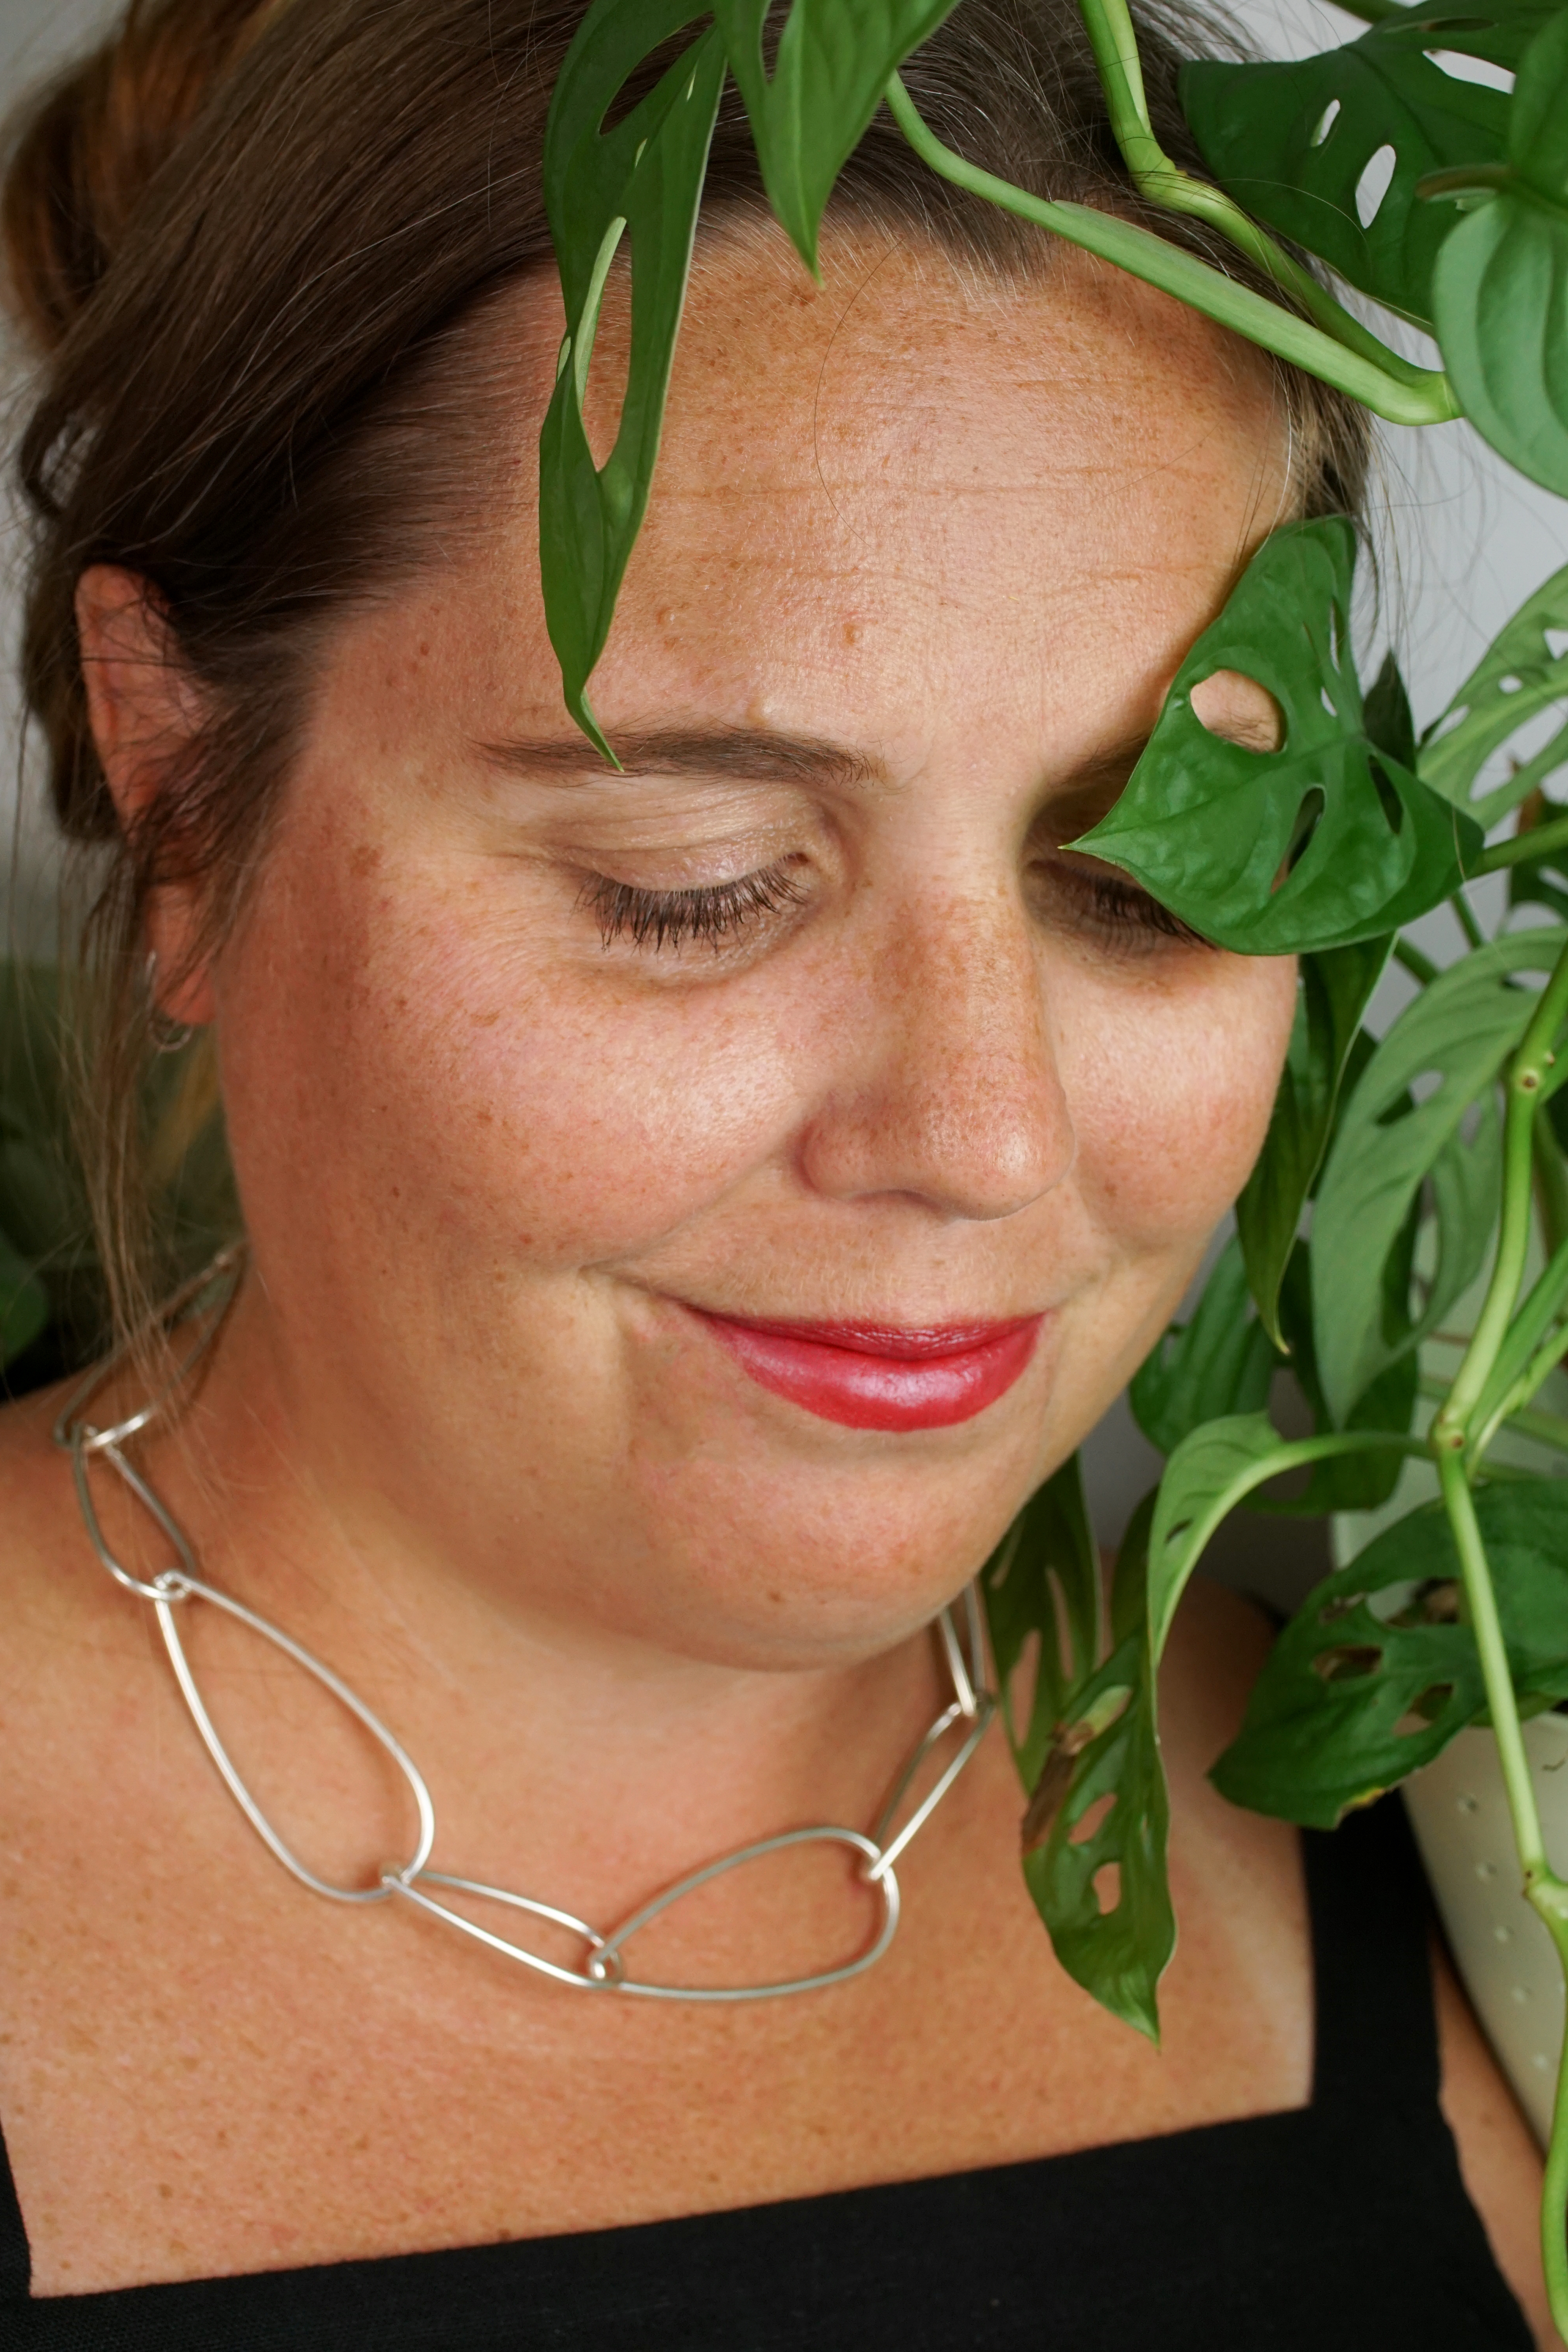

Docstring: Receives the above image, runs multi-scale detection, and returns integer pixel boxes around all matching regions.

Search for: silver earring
[144,951,195,1056]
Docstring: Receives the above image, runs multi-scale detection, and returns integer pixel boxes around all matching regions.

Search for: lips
[690,1309,1044,1431]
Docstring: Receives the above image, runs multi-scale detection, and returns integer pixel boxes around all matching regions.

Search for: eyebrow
[481,726,886,793]
[479,723,1154,809]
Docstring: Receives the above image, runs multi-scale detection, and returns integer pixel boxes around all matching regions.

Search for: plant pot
[1404,1714,1568,2145]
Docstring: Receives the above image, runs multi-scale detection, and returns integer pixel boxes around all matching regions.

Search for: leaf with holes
[1018,1495,1174,2042]
[540,4,727,756]
[1024,1416,1328,2039]
[1073,520,1480,954]
[1130,1236,1278,1457]
[1431,11,1568,496]
[1181,0,1550,324]
[1310,930,1565,1422]
[715,0,961,271]
[1212,1480,1568,1826]
[1236,935,1391,1349]
[1419,560,1568,827]
[981,1451,1102,1796]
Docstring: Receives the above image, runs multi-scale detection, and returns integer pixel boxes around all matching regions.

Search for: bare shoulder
[0,1381,81,1609]
[0,1380,134,1730]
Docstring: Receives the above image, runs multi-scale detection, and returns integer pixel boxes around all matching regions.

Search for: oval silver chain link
[55,1251,997,2003]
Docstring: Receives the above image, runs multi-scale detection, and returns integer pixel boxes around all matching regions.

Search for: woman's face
[188,233,1297,1667]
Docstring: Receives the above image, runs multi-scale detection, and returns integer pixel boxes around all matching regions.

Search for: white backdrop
[0,0,1562,1593]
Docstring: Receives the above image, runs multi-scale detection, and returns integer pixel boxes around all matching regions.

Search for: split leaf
[1310,929,1566,1423]
[1074,520,1480,954]
[985,1482,1173,2042]
[983,1451,1102,1796]
[1418,559,1568,828]
[540,5,728,756]
[1181,1,1547,324]
[1213,1481,1568,1826]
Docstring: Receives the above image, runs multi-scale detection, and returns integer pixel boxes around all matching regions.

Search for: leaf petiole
[1476,812,1568,875]
[882,76,1459,425]
[1073,0,1442,393]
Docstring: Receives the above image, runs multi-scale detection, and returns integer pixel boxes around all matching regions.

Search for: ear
[76,565,216,1028]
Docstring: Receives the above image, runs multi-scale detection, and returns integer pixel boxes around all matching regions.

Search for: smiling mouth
[685,1308,1045,1431]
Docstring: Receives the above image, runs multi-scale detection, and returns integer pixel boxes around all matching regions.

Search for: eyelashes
[578,851,1207,959]
[580,859,807,953]
[1046,858,1211,952]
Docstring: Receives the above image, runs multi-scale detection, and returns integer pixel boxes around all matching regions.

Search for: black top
[0,1800,1532,2350]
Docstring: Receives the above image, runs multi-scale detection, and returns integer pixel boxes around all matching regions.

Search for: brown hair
[2,0,1369,1348]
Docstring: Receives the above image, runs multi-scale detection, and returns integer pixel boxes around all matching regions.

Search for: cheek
[216,812,807,1270]
[1059,955,1295,1251]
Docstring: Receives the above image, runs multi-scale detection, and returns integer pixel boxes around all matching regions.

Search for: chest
[0,1713,1311,2297]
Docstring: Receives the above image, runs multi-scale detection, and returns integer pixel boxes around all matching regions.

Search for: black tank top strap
[1303,1793,1439,2113]
[0,2113,30,2304]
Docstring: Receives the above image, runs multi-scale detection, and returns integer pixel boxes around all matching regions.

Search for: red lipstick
[691,1311,1043,1430]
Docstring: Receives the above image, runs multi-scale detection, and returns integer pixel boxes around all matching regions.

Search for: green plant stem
[1328,0,1409,20]
[1420,1374,1568,1455]
[1437,1454,1568,2337]
[1434,938,1568,1436]
[1393,936,1440,986]
[1072,0,1445,393]
[1537,1122,1568,1261]
[1476,813,1568,875]
[1498,1399,1568,1452]
[883,77,1460,426]
[1450,890,1486,951]
[1429,931,1568,2341]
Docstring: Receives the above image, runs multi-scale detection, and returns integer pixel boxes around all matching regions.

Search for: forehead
[493,226,1291,747]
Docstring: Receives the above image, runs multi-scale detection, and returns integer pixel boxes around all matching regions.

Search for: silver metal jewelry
[56,1251,998,2003]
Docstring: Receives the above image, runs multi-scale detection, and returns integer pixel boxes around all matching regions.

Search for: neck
[99,1273,955,1939]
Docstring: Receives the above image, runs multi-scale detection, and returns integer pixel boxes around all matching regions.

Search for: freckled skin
[179,234,1298,1667]
[0,230,1546,2330]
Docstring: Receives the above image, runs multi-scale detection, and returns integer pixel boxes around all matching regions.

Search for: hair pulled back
[2,0,1369,1342]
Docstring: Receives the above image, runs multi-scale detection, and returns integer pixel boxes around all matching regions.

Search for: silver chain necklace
[55,1250,998,2004]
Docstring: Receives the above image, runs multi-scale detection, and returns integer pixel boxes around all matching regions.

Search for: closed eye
[579,859,808,952]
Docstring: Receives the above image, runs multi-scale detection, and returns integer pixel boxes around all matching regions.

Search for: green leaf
[1212,1480,1568,1826]
[1146,1413,1308,1652]
[1073,520,1481,954]
[1268,1237,1419,1514]
[540,6,728,755]
[1129,1235,1277,1456]
[716,0,961,271]
[0,1221,47,1369]
[1236,935,1391,1347]
[1512,3,1568,198]
[1181,3,1545,324]
[1311,930,1564,1421]
[1363,650,1418,772]
[1418,560,1568,828]
[989,1490,1174,2042]
[1430,12,1568,497]
[982,1452,1102,1794]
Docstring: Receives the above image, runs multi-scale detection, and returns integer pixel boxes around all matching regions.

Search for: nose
[796,886,1075,1222]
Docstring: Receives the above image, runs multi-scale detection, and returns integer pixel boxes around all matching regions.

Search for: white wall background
[0,0,1562,1597]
